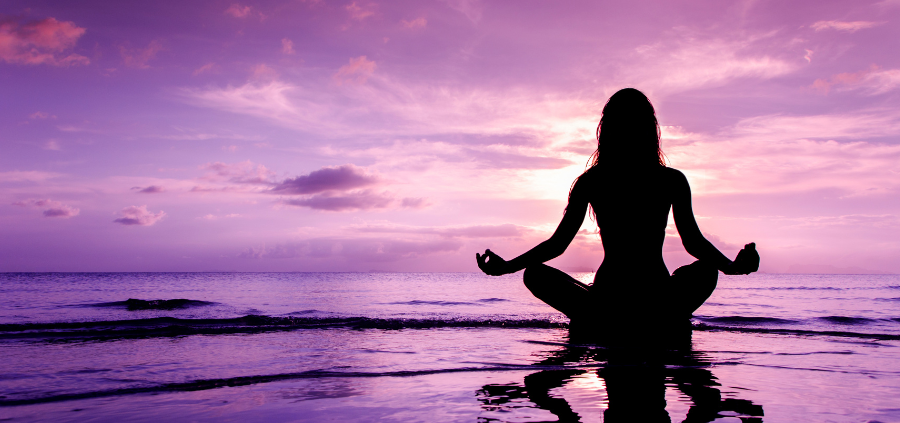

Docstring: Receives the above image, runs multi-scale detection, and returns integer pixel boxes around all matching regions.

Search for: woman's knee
[523,265,549,291]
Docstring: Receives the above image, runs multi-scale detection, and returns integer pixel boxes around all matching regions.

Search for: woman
[476,88,758,326]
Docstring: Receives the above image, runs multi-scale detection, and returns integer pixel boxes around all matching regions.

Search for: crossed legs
[522,261,718,322]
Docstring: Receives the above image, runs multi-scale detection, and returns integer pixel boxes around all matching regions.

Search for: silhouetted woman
[476,88,758,327]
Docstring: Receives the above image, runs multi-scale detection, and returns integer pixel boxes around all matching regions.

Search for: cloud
[193,62,215,76]
[239,237,463,262]
[113,205,166,226]
[464,148,573,169]
[131,185,165,193]
[0,16,89,66]
[30,111,56,119]
[401,18,427,29]
[0,170,64,182]
[270,164,378,195]
[201,161,276,185]
[810,20,880,32]
[443,0,482,22]
[119,40,163,69]
[353,223,529,238]
[333,56,376,85]
[811,65,900,95]
[345,2,375,21]
[12,198,79,218]
[42,140,61,150]
[282,190,394,211]
[225,4,252,18]
[202,213,242,220]
[664,110,900,196]
[627,31,796,93]
[281,38,294,55]
[400,197,428,208]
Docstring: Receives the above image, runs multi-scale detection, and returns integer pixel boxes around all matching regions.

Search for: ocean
[1,272,898,422]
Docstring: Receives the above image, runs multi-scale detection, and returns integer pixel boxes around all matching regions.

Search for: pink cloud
[345,2,375,21]
[29,111,56,119]
[0,16,89,66]
[401,18,427,29]
[353,223,529,238]
[270,164,378,195]
[333,56,376,85]
[113,205,166,226]
[281,38,294,55]
[400,197,428,209]
[239,237,462,262]
[225,4,253,18]
[812,65,900,95]
[119,40,163,69]
[811,20,880,32]
[282,189,394,211]
[192,62,215,76]
[12,198,79,218]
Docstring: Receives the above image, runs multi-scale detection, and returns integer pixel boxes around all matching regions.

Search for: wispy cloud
[239,237,462,262]
[113,205,166,226]
[119,40,163,69]
[626,30,796,93]
[812,65,900,95]
[0,16,89,66]
[225,4,253,18]
[12,198,79,218]
[282,189,395,211]
[192,62,215,76]
[281,38,294,55]
[0,171,65,182]
[345,2,375,21]
[352,223,529,238]
[200,161,276,185]
[401,18,427,29]
[810,20,880,32]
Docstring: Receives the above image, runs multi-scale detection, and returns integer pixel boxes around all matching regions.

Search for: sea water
[0,272,898,422]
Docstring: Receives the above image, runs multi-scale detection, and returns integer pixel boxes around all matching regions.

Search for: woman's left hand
[476,249,509,276]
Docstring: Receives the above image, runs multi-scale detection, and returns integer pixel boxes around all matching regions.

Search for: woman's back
[575,165,675,284]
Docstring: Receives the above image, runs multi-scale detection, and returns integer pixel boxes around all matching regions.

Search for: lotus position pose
[476,88,759,325]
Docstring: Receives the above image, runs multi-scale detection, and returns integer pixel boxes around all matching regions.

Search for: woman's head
[590,88,664,168]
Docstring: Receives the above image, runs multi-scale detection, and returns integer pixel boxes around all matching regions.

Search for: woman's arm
[670,168,755,274]
[476,179,590,276]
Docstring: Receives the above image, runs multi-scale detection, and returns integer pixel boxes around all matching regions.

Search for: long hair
[569,88,666,211]
[587,88,665,170]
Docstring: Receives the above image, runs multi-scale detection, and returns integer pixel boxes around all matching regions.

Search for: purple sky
[2,0,899,272]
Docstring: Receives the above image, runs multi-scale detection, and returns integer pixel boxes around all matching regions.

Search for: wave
[388,300,482,306]
[697,316,797,325]
[818,316,879,325]
[0,315,568,341]
[0,363,591,407]
[88,298,215,310]
[2,314,899,343]
[387,298,510,306]
[694,323,900,341]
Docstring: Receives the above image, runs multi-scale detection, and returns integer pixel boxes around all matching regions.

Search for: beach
[1,272,899,422]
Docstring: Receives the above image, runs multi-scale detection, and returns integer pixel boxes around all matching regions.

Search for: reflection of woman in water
[477,88,758,326]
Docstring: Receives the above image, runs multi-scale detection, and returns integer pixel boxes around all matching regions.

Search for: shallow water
[1,272,899,422]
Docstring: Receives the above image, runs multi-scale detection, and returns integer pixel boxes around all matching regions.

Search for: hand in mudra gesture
[724,243,759,275]
[476,249,509,276]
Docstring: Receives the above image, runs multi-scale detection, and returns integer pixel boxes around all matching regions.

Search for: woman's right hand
[476,249,509,276]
